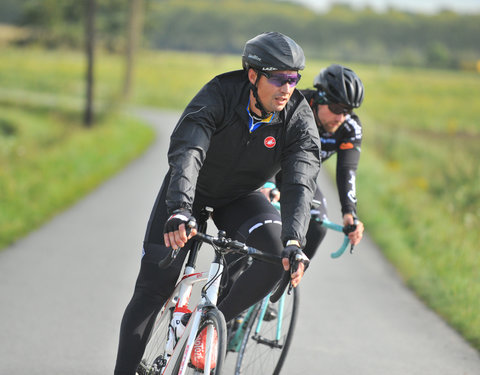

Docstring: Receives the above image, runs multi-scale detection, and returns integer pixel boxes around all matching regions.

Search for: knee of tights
[250,260,284,289]
[246,223,283,257]
[133,261,179,303]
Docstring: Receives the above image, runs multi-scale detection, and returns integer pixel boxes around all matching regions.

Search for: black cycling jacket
[166,70,321,246]
[302,89,363,216]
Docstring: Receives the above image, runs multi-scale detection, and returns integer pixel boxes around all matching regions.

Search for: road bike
[136,207,286,375]
[136,205,355,375]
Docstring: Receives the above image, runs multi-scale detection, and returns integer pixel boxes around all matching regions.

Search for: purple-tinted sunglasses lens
[264,72,301,87]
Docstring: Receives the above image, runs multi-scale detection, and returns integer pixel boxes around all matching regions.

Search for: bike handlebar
[159,229,282,269]
[157,248,179,269]
[159,228,288,301]
[193,231,281,265]
[159,203,356,303]
[268,200,357,302]
[193,231,291,300]
[269,217,356,303]
[315,218,356,258]
[158,231,281,274]
[271,201,355,259]
[269,251,307,303]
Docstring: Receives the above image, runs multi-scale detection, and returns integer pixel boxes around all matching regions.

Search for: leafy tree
[0,0,24,23]
[427,42,451,68]
[84,0,96,126]
[123,0,145,99]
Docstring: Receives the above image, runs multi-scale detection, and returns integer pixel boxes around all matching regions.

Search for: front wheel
[173,307,227,375]
[235,286,298,375]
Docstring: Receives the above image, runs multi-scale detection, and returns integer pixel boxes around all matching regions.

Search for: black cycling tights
[302,186,328,259]
[217,223,284,322]
[303,218,327,259]
[114,261,171,375]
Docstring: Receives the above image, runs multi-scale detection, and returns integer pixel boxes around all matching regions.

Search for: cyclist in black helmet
[114,32,320,375]
[262,64,365,259]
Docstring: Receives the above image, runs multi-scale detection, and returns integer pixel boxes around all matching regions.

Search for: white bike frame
[160,257,224,375]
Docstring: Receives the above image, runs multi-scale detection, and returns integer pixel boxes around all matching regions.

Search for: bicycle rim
[136,306,173,375]
[235,287,298,375]
[173,307,227,375]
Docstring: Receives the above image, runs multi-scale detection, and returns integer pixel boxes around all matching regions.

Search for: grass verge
[0,105,154,249]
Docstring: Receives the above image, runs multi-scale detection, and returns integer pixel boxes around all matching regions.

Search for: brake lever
[343,223,357,255]
[287,267,297,295]
[287,252,304,294]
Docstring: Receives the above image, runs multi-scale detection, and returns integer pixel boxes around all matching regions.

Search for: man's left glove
[164,209,197,236]
[282,245,310,271]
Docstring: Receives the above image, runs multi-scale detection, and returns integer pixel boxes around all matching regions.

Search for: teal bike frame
[228,290,287,352]
[228,203,352,351]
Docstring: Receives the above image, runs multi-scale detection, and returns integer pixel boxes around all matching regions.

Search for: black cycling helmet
[242,32,305,119]
[242,32,305,72]
[313,64,364,108]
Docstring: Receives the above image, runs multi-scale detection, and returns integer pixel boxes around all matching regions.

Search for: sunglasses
[261,72,301,87]
[316,91,352,115]
[327,102,352,115]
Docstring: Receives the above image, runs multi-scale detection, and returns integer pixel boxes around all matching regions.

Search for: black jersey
[301,89,363,216]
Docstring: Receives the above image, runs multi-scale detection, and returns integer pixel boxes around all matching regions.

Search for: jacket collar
[235,90,283,127]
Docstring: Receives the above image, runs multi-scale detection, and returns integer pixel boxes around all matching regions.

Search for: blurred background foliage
[0,0,479,71]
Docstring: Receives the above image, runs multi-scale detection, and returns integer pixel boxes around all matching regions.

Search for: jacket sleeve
[336,116,362,216]
[165,78,225,214]
[280,101,321,247]
[263,171,281,188]
[336,148,360,215]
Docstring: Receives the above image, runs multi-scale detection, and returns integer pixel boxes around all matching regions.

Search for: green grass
[130,50,240,108]
[0,103,154,250]
[351,66,480,349]
[1,46,480,352]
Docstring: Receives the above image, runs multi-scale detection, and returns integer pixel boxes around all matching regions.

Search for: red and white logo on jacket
[264,136,276,148]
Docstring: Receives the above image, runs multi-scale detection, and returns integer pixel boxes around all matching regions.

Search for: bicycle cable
[220,253,250,289]
[201,243,225,296]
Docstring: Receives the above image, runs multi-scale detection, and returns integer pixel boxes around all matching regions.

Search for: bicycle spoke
[137,306,174,375]
[235,288,298,375]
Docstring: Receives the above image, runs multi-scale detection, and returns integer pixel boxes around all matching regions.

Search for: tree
[84,0,96,126]
[123,0,144,100]
[426,42,451,68]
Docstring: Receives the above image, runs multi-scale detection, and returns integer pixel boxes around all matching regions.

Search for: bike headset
[242,31,306,119]
[312,64,364,110]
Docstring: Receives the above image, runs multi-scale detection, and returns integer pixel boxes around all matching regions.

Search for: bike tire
[234,287,299,375]
[172,307,227,375]
[137,305,175,375]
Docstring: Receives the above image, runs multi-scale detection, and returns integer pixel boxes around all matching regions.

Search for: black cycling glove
[164,209,197,236]
[282,245,310,271]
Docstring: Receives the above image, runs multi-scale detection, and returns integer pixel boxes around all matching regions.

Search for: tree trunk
[123,0,144,100]
[84,0,96,127]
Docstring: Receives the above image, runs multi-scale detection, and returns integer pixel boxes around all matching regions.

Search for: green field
[0,48,155,249]
[357,67,480,348]
[1,47,479,351]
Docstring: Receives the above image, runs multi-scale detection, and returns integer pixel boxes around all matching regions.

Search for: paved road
[1,108,479,375]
